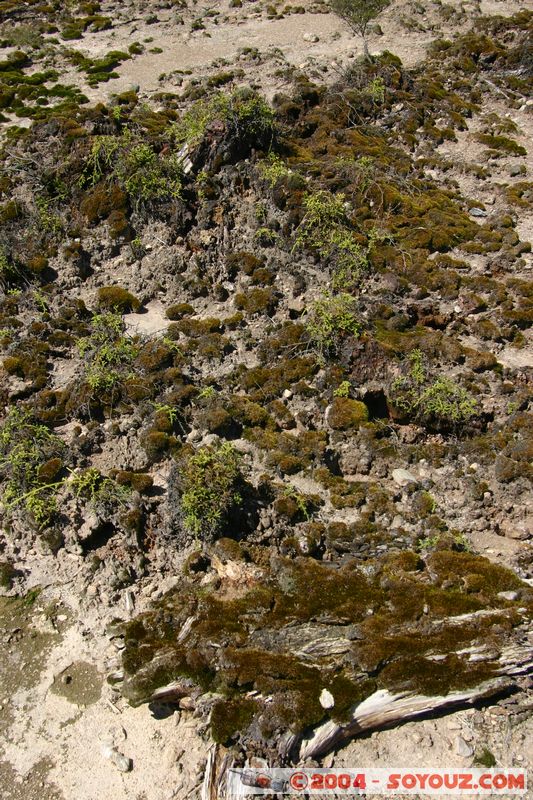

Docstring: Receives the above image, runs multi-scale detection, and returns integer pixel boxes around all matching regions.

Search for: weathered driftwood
[298,639,533,761]
[201,747,235,800]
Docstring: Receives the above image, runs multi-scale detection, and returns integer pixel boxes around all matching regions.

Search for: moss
[475,747,497,768]
[135,340,173,372]
[249,428,326,475]
[142,430,170,461]
[379,653,495,696]
[225,251,264,279]
[237,357,318,402]
[0,560,16,588]
[166,303,194,320]
[210,697,258,744]
[428,551,523,595]
[235,287,278,316]
[3,355,22,376]
[97,286,141,313]
[327,397,369,430]
[273,489,320,522]
[37,457,63,482]
[474,133,526,156]
[227,396,271,428]
[197,403,236,437]
[115,471,153,494]
[108,210,129,239]
[80,184,127,224]
[194,333,232,361]
[174,317,222,337]
[121,546,530,737]
[213,537,247,562]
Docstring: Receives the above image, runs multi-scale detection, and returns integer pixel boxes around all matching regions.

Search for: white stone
[392,468,418,487]
[454,736,474,758]
[101,744,132,772]
[319,688,335,709]
[497,591,519,601]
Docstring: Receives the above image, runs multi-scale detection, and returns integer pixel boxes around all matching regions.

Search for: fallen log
[298,640,533,761]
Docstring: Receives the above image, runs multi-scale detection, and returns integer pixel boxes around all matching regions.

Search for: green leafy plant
[152,403,180,425]
[417,534,441,551]
[294,190,378,288]
[70,467,130,510]
[0,407,65,529]
[197,386,217,401]
[306,292,361,362]
[35,196,63,235]
[391,350,478,427]
[76,312,139,398]
[334,380,352,398]
[173,88,274,151]
[180,442,243,539]
[364,76,386,103]
[257,153,294,187]
[281,486,311,520]
[254,227,278,245]
[80,135,121,187]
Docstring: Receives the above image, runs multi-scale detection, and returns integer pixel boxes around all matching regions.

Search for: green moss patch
[122,550,531,747]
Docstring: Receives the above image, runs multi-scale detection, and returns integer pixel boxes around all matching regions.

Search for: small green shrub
[390,349,478,427]
[180,442,243,539]
[334,380,352,398]
[71,467,131,510]
[330,0,391,59]
[305,292,361,361]
[80,131,182,210]
[257,153,295,187]
[173,88,274,150]
[0,407,65,529]
[294,190,377,288]
[76,313,139,397]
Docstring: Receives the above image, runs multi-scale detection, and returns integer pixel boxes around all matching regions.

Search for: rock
[497,591,519,601]
[447,719,462,731]
[101,744,132,772]
[392,468,419,487]
[469,207,487,217]
[500,521,531,540]
[303,33,319,42]
[454,736,474,757]
[319,688,334,709]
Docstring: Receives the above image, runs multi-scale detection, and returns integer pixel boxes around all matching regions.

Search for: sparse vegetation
[0,407,65,530]
[390,350,478,428]
[173,88,275,151]
[0,2,531,774]
[306,292,361,361]
[80,131,183,210]
[76,313,139,403]
[329,0,391,58]
[179,442,243,540]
